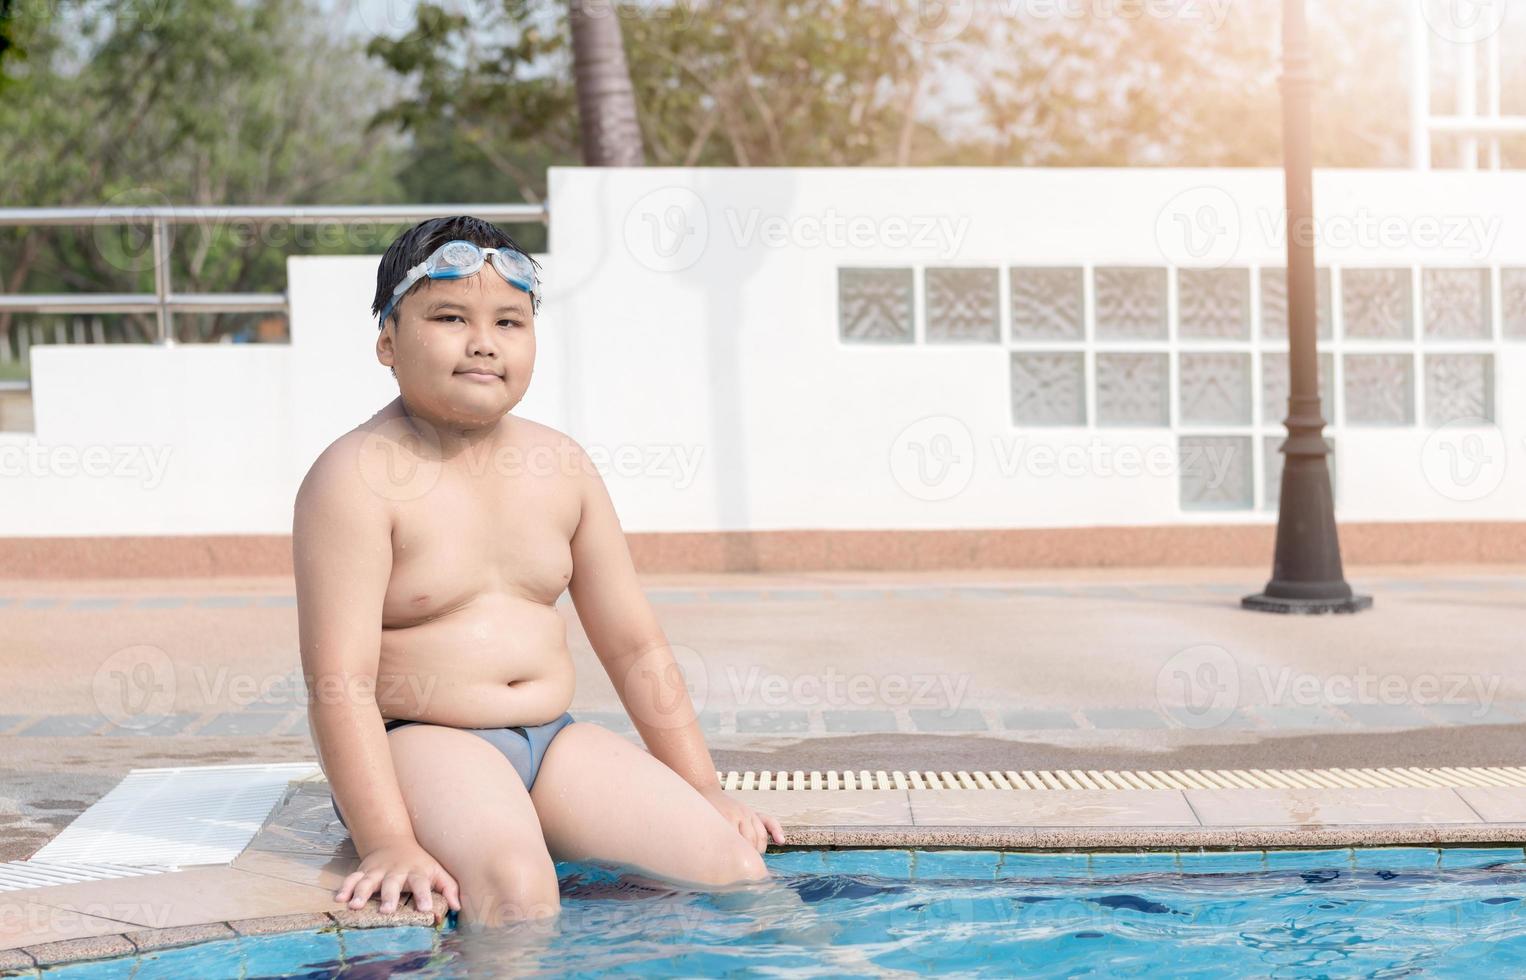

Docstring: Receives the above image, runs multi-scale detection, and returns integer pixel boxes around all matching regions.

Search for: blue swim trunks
[330,710,575,831]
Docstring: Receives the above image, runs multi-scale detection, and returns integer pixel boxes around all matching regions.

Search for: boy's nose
[467,326,498,356]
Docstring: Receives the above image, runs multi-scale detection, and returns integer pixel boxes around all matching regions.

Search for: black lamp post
[1242,0,1372,615]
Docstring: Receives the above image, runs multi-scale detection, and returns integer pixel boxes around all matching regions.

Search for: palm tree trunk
[568,0,645,166]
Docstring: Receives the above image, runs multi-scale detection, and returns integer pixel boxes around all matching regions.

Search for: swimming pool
[32,847,1526,977]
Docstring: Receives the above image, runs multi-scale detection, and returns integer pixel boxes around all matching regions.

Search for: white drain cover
[28,762,320,868]
[0,860,174,893]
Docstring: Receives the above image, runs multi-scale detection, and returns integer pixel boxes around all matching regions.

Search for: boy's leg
[384,723,561,927]
[527,722,769,889]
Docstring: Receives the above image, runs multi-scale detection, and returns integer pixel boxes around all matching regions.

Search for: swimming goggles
[378,239,540,327]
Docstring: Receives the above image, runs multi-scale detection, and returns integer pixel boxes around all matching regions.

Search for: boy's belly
[374,592,575,728]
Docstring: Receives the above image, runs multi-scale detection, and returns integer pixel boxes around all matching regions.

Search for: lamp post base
[1241,591,1374,614]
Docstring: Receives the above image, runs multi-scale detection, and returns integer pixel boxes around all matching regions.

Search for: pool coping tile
[327,906,438,930]
[226,911,334,938]
[1184,787,1482,827]
[731,788,913,826]
[1454,786,1526,822]
[18,934,137,970]
[0,947,36,972]
[12,865,346,931]
[119,921,238,953]
[909,788,1199,827]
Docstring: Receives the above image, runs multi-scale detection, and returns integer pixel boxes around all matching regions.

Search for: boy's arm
[564,438,785,851]
[293,444,416,853]
[563,441,719,792]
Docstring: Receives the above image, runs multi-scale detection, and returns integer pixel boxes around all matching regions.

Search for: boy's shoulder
[293,425,381,513]
[295,405,422,513]
[509,416,588,455]
[501,417,602,486]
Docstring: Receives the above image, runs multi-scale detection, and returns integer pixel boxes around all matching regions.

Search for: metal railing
[0,203,548,347]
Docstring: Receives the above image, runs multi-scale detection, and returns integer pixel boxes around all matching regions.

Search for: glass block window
[1344,353,1415,425]
[1264,436,1336,511]
[1095,266,1167,340]
[1342,268,1413,340]
[1179,352,1252,425]
[1504,268,1526,339]
[1260,267,1332,341]
[925,267,1000,342]
[1422,267,1491,339]
[1179,435,1253,510]
[1011,351,1086,426]
[838,268,913,343]
[1425,353,1495,425]
[1096,352,1169,427]
[1179,268,1250,340]
[1261,352,1335,427]
[1011,267,1084,340]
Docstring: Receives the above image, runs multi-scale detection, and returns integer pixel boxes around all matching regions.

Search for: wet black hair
[371,215,542,329]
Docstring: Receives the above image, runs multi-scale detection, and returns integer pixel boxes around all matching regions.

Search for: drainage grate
[28,762,320,868]
[716,766,1526,791]
[0,860,174,893]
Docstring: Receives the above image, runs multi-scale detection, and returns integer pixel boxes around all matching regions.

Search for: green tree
[365,0,576,209]
[0,0,405,352]
[365,0,970,197]
[960,0,1412,168]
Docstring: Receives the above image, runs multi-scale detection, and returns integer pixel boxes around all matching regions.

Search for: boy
[294,216,783,929]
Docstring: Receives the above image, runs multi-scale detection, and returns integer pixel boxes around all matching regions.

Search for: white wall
[3,167,1523,536]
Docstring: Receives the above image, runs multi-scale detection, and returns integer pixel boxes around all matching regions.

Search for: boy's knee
[464,854,561,922]
[698,837,769,887]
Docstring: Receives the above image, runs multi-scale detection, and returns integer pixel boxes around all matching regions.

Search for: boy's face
[376,266,535,428]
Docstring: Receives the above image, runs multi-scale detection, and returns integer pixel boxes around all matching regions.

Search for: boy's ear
[376,319,396,370]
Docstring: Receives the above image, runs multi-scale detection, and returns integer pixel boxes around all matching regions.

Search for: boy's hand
[335,837,462,923]
[698,786,786,853]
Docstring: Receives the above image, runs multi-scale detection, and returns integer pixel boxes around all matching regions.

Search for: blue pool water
[33,848,1526,978]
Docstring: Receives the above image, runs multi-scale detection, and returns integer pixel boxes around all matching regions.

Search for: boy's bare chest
[380,469,579,626]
